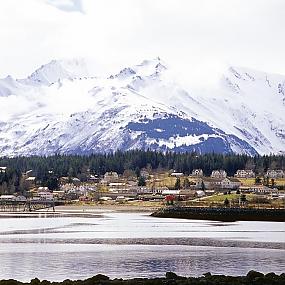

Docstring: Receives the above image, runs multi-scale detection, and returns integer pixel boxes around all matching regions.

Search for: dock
[0,199,55,212]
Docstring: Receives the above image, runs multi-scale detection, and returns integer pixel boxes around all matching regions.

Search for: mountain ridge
[0,58,284,157]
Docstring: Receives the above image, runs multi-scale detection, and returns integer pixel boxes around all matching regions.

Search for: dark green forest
[0,150,284,193]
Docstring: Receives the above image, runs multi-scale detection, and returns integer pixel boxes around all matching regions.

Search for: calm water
[0,209,284,281]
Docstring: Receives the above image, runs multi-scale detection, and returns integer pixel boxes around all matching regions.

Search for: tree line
[0,151,284,194]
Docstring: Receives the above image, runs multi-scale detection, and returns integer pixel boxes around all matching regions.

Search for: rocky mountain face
[0,58,284,157]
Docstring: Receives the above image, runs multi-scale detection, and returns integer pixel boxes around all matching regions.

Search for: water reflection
[0,211,284,281]
[0,245,284,281]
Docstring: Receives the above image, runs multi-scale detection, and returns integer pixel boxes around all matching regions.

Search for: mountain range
[0,57,284,157]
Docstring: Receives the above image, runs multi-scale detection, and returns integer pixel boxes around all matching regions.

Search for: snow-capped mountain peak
[110,57,167,81]
[26,58,89,85]
[134,57,167,76]
[0,58,284,157]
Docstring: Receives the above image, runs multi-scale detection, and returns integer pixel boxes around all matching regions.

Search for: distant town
[0,162,284,209]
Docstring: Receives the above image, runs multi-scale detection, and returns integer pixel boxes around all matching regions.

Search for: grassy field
[147,175,285,188]
[239,177,285,186]
[191,193,285,208]
[146,174,198,188]
[202,193,256,202]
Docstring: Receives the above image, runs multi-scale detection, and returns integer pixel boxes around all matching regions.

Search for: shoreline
[0,202,163,214]
[54,202,161,213]
[152,206,285,222]
[0,271,284,285]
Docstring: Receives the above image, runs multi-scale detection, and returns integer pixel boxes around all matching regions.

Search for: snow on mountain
[0,57,284,157]
[26,58,90,85]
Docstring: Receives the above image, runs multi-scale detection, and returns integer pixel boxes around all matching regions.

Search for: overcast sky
[1,0,285,79]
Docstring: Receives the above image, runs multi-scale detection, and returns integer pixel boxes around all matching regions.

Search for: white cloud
[46,0,84,13]
[0,0,285,80]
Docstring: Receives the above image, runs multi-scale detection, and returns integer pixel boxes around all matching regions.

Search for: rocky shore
[1,271,284,285]
[151,206,285,222]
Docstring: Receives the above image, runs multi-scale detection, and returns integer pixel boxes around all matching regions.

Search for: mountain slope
[0,58,284,157]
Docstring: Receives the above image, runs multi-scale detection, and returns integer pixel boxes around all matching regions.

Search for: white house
[199,177,240,190]
[140,170,150,179]
[195,190,206,197]
[161,189,181,196]
[220,178,241,190]
[104,171,119,182]
[0,195,16,201]
[234,169,255,178]
[0,167,7,173]
[211,170,227,179]
[191,169,203,177]
[170,172,184,177]
[265,169,284,178]
[37,192,54,200]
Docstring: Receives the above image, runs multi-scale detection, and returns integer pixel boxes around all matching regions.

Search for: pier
[0,199,55,212]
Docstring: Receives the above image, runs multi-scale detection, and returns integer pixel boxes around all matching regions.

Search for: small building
[23,170,33,177]
[178,189,197,199]
[240,185,277,195]
[0,195,16,201]
[234,169,255,178]
[136,187,153,195]
[220,177,241,190]
[198,177,240,190]
[37,186,49,192]
[211,170,227,179]
[104,171,119,183]
[195,190,206,198]
[37,192,54,200]
[72,177,81,186]
[191,169,203,177]
[154,186,169,194]
[198,177,222,189]
[161,189,181,196]
[109,182,126,189]
[52,190,65,199]
[79,196,90,202]
[170,172,184,177]
[15,195,27,202]
[0,167,7,173]
[140,170,150,179]
[88,174,100,183]
[25,176,36,189]
[265,169,284,178]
